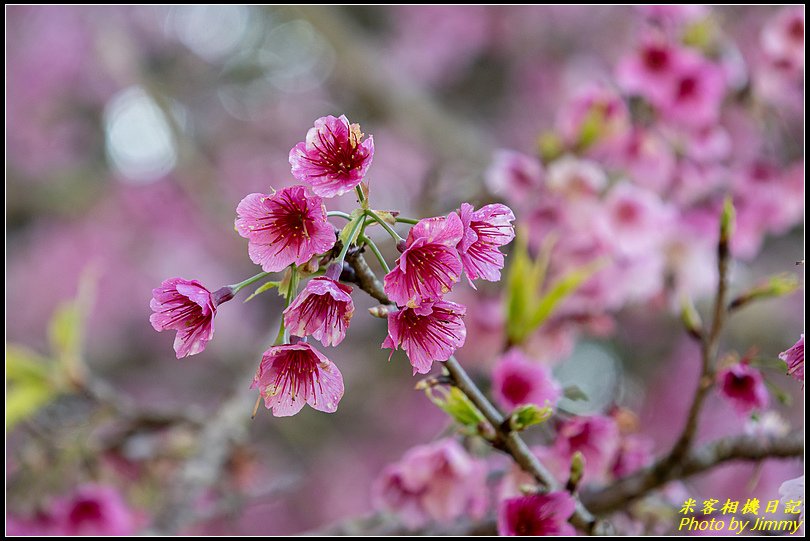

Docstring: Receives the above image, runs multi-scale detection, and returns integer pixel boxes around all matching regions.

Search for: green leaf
[243,281,280,303]
[563,385,589,402]
[509,403,553,432]
[339,209,365,247]
[426,386,486,430]
[527,261,602,331]
[6,384,54,430]
[5,345,52,383]
[48,301,82,361]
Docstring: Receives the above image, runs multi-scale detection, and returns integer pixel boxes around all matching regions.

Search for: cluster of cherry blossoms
[151,114,515,416]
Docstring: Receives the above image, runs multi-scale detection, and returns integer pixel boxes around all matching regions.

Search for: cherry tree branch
[344,251,601,534]
[582,432,804,514]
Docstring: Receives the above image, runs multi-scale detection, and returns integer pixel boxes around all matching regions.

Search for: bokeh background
[6,5,804,535]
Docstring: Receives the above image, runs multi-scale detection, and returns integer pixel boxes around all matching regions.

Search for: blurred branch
[149,373,257,535]
[285,6,490,167]
[660,202,733,472]
[344,252,602,534]
[583,432,804,514]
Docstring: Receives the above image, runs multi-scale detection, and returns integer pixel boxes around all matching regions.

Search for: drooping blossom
[51,484,137,536]
[288,115,374,198]
[456,203,515,285]
[611,434,654,478]
[382,300,466,375]
[492,349,562,411]
[235,186,335,273]
[553,415,620,481]
[383,213,464,308]
[717,363,769,414]
[779,335,804,382]
[372,438,487,529]
[251,342,344,417]
[150,278,232,358]
[497,492,576,536]
[283,277,354,347]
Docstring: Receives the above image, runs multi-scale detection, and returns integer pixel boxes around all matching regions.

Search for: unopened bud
[368,305,393,318]
[212,286,235,306]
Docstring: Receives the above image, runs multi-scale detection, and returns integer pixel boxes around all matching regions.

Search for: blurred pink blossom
[491,349,562,411]
[717,363,769,415]
[497,492,576,536]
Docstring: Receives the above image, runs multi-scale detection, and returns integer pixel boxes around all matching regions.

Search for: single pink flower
[492,349,562,411]
[251,342,344,417]
[283,277,354,347]
[660,53,726,128]
[456,203,516,285]
[498,492,576,536]
[150,278,232,358]
[554,415,620,482]
[717,363,769,414]
[288,114,374,198]
[616,39,686,105]
[51,484,137,536]
[779,334,804,382]
[546,155,608,198]
[372,438,487,529]
[761,7,804,70]
[382,300,466,375]
[384,213,464,308]
[485,149,544,204]
[235,186,335,273]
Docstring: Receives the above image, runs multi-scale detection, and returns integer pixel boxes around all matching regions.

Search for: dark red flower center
[789,17,804,41]
[502,373,532,405]
[676,76,698,100]
[69,499,104,526]
[643,46,670,72]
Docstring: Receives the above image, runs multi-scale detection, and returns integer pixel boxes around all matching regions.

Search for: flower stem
[327,210,352,220]
[355,185,367,207]
[395,216,419,225]
[364,209,403,243]
[274,267,299,345]
[230,271,272,294]
[337,216,366,264]
[359,234,390,273]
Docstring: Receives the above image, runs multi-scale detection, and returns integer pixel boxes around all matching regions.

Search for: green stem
[230,271,272,294]
[359,234,390,273]
[328,210,352,220]
[395,216,419,225]
[337,217,366,264]
[364,209,403,243]
[273,267,299,345]
[355,185,367,208]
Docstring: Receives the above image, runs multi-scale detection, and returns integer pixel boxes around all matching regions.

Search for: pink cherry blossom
[456,203,515,285]
[553,415,620,482]
[556,83,629,151]
[382,300,466,375]
[51,484,137,536]
[289,115,374,198]
[717,363,769,414]
[234,186,336,273]
[779,335,804,382]
[659,52,726,129]
[761,7,804,71]
[611,434,654,478]
[616,39,686,105]
[150,278,228,358]
[546,155,608,198]
[251,342,344,417]
[383,213,464,308]
[597,182,673,256]
[372,438,487,529]
[485,149,544,204]
[283,277,354,347]
[492,349,562,411]
[497,492,576,536]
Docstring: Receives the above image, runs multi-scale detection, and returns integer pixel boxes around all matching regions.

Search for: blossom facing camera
[235,186,336,273]
[779,334,804,382]
[372,438,487,529]
[51,484,137,536]
[498,492,576,536]
[382,300,466,375]
[283,277,355,347]
[456,203,516,285]
[492,349,562,411]
[252,342,344,417]
[384,213,464,308]
[150,278,223,358]
[717,363,769,414]
[289,115,374,198]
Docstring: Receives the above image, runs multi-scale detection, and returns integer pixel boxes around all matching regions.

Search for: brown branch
[345,252,601,534]
[583,432,804,514]
[660,205,732,472]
